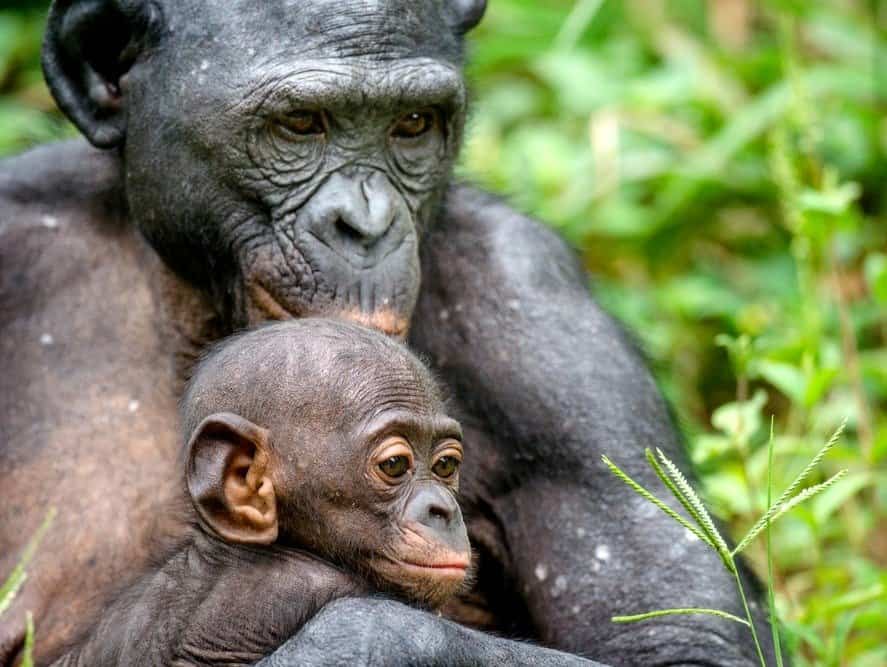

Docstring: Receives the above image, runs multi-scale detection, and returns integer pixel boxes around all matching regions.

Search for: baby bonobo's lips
[399,554,471,576]
[246,282,410,338]
[370,547,472,595]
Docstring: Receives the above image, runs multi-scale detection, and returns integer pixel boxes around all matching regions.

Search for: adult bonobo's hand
[259,598,604,667]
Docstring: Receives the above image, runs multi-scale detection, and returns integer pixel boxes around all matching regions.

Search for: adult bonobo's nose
[404,483,469,554]
[305,171,404,262]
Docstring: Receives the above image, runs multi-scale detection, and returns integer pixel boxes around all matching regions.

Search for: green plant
[603,418,848,667]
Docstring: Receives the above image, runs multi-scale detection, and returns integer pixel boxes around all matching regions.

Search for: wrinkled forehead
[164,0,463,66]
[338,354,441,417]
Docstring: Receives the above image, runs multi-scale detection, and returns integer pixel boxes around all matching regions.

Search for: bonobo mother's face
[43,0,486,336]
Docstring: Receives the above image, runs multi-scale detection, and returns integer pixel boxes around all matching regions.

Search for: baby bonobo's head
[181,319,469,608]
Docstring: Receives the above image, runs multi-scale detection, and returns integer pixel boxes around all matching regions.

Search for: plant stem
[767,418,784,667]
[734,567,768,667]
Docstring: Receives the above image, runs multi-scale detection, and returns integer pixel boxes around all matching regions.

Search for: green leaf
[754,360,806,405]
[711,389,768,445]
[613,607,750,626]
[797,182,861,215]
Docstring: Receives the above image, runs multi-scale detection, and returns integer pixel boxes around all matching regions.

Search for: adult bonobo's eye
[272,110,326,139]
[391,109,438,139]
[373,438,414,483]
[432,441,463,480]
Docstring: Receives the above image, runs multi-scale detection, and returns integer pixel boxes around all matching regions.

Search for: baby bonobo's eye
[391,109,438,139]
[272,110,325,139]
[379,455,410,478]
[432,441,463,480]
[373,438,414,484]
[432,456,459,478]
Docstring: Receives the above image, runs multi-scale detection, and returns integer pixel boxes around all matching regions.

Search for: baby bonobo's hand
[50,320,472,667]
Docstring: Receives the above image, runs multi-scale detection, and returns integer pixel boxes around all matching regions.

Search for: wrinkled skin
[0,0,780,665]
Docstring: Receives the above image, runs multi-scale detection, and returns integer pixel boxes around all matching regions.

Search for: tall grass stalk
[603,420,848,666]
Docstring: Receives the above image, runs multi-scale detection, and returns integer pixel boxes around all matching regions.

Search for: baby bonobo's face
[183,319,471,609]
[309,395,470,608]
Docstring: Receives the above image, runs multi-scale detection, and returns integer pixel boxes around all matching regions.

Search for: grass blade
[20,612,34,667]
[766,417,784,667]
[0,507,55,618]
[0,570,27,617]
[601,455,713,547]
[613,607,750,627]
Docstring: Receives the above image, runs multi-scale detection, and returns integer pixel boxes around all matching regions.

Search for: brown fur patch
[246,282,296,324]
[245,282,410,339]
[335,307,410,339]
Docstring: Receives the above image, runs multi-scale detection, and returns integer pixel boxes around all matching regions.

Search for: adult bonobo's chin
[43,0,482,336]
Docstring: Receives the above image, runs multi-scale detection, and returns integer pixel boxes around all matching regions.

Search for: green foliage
[0,0,884,664]
[0,6,72,155]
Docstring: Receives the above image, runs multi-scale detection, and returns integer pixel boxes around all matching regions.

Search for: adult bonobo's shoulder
[0,140,123,230]
[0,140,130,317]
[437,183,590,296]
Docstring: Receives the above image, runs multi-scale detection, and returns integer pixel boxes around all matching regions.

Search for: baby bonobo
[51,320,470,667]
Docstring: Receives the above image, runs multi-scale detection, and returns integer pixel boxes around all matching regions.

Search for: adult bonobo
[52,320,596,666]
[0,0,776,665]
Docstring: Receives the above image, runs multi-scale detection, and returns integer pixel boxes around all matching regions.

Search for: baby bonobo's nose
[404,483,468,554]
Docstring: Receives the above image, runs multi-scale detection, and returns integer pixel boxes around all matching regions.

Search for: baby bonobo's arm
[51,533,365,667]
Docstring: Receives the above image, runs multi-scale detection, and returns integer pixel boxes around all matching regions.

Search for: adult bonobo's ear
[42,0,164,148]
[186,413,279,545]
[449,0,487,34]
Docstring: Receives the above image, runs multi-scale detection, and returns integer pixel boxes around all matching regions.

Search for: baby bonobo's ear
[186,413,278,545]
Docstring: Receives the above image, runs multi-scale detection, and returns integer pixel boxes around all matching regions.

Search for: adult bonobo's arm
[261,598,601,667]
[409,185,777,665]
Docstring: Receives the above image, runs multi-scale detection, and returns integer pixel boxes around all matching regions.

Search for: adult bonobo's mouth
[238,168,424,338]
[246,281,412,339]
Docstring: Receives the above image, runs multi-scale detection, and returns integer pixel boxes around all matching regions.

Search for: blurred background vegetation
[0,0,884,664]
